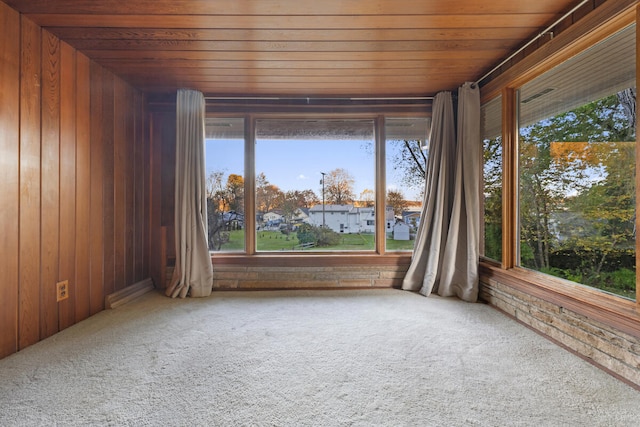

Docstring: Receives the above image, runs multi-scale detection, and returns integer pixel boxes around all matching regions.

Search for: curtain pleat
[166,89,214,298]
[402,91,456,296]
[402,83,481,302]
[438,82,481,301]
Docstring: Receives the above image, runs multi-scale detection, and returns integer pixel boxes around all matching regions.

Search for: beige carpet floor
[0,288,638,426]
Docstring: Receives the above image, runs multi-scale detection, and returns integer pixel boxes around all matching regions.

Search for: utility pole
[320,172,326,228]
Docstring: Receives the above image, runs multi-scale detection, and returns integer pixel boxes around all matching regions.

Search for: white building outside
[393,221,411,240]
[308,204,394,234]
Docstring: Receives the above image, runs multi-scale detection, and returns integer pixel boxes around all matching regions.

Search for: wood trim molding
[636,4,640,304]
[375,115,386,255]
[244,116,256,255]
[501,88,517,269]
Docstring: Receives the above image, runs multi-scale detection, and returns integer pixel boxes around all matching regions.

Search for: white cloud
[297,174,308,180]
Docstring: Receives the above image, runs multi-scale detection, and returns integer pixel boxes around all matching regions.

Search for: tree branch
[404,140,426,179]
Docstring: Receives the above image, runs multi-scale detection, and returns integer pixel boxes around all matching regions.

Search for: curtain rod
[474,0,590,86]
[204,96,434,101]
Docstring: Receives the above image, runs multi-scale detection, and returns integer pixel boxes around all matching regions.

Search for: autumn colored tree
[386,189,408,217]
[206,171,230,250]
[563,139,635,285]
[323,168,355,205]
[566,146,635,271]
[291,189,320,209]
[256,172,283,213]
[274,189,319,212]
[359,189,375,207]
[225,173,244,213]
[277,190,303,230]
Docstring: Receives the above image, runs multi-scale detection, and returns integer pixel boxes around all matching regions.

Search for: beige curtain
[402,83,481,302]
[166,89,214,298]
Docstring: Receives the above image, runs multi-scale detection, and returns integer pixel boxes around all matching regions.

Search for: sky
[205,137,423,201]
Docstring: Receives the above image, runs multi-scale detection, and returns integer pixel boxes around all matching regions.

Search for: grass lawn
[217,230,414,252]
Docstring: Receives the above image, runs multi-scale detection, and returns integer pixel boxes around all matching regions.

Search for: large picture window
[517,25,636,300]
[206,115,428,254]
[255,119,376,252]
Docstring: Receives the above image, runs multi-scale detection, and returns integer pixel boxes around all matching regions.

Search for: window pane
[385,118,429,251]
[255,119,375,252]
[482,96,503,262]
[205,118,245,252]
[518,25,636,300]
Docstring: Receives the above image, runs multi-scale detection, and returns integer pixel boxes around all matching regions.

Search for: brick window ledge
[480,261,640,339]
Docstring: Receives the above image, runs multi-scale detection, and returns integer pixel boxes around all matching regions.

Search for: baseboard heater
[105,278,155,309]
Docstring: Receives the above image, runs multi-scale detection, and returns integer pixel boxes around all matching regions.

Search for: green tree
[519,135,571,269]
[519,91,635,296]
[483,135,502,261]
[563,143,635,282]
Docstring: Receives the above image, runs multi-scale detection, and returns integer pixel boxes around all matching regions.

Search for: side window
[385,117,430,251]
[482,96,503,262]
[517,25,636,300]
[205,118,245,252]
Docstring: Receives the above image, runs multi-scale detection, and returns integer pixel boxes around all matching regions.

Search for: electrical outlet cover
[56,280,69,302]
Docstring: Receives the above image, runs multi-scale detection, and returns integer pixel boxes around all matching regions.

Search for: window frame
[206,108,429,263]
[479,4,640,334]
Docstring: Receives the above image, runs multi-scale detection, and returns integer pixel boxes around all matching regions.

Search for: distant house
[308,204,394,234]
[402,210,422,231]
[292,208,310,224]
[263,211,283,222]
[262,211,284,229]
[222,211,244,229]
[393,221,411,241]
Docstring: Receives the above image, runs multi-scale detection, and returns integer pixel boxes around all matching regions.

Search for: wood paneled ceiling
[4,0,582,98]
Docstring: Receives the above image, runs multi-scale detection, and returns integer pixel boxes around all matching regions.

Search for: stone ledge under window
[480,262,639,339]
[211,253,412,268]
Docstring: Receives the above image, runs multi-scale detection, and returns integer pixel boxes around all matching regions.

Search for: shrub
[296,224,341,247]
[296,224,317,245]
[317,227,341,247]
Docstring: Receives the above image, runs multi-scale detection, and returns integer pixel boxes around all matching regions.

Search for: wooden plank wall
[0,3,21,358]
[149,111,176,289]
[0,3,150,359]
